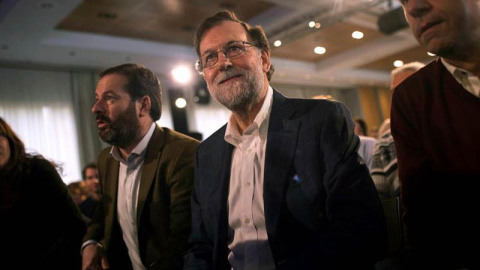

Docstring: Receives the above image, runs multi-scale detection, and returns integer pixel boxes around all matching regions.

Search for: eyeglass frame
[195,40,258,74]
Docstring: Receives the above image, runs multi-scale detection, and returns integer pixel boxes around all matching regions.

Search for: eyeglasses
[195,40,257,74]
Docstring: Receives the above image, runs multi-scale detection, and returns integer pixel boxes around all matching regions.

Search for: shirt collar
[225,85,273,146]
[442,58,473,84]
[110,122,156,164]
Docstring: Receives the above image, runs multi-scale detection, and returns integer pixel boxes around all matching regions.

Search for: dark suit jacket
[84,126,199,270]
[184,90,386,269]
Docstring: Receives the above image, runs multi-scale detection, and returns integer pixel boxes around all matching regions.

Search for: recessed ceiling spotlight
[315,22,321,29]
[314,46,326,55]
[273,40,282,47]
[352,31,364,39]
[309,21,316,28]
[427,52,436,56]
[36,1,57,10]
[393,60,404,67]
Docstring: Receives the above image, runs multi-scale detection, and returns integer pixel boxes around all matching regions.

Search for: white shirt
[111,123,156,270]
[225,86,276,270]
[357,135,378,172]
[441,58,480,97]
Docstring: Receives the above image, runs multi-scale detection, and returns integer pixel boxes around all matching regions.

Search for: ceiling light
[352,31,364,39]
[36,1,57,10]
[171,66,192,85]
[393,60,404,67]
[315,22,321,29]
[309,21,316,28]
[314,46,326,55]
[273,40,282,47]
[175,98,187,109]
[427,52,436,56]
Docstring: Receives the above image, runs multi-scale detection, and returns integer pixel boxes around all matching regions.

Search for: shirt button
[245,182,251,187]
[244,218,250,224]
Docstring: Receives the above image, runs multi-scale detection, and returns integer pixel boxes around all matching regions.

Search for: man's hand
[82,243,110,270]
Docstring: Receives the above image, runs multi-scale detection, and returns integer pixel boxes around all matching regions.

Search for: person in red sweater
[391,0,480,269]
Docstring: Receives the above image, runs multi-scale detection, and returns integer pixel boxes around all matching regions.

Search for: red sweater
[391,58,480,268]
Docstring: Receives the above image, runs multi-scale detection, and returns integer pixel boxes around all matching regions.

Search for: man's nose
[92,100,104,115]
[217,52,233,70]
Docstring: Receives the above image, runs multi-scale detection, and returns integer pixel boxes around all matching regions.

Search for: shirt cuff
[80,240,103,255]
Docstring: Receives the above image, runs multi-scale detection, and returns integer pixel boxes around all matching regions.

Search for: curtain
[0,67,84,183]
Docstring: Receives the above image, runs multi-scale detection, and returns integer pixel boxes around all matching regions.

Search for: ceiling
[0,0,435,89]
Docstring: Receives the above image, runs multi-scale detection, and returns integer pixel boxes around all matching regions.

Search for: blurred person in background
[354,117,377,171]
[79,162,101,219]
[68,180,89,206]
[0,117,86,269]
[372,62,425,270]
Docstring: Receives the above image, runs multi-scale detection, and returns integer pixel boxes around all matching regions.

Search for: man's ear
[137,95,151,117]
[260,49,271,74]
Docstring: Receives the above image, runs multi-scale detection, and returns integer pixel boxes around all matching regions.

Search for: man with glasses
[184,10,386,269]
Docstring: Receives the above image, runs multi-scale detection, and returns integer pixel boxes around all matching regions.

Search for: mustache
[214,69,244,84]
[96,115,111,123]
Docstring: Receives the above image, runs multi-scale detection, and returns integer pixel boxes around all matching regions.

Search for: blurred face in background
[84,167,100,195]
[354,121,365,136]
[0,135,11,170]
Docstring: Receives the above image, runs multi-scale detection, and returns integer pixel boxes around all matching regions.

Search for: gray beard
[212,66,264,113]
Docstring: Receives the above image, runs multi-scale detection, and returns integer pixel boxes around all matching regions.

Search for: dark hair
[0,117,26,176]
[0,118,45,207]
[354,117,368,136]
[99,63,163,121]
[82,162,97,180]
[194,10,275,81]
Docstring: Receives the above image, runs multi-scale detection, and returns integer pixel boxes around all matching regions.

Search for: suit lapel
[208,130,233,235]
[137,126,164,224]
[104,152,120,245]
[264,90,300,241]
[203,127,233,267]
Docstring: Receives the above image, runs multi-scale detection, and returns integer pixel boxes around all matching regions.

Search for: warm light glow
[171,66,192,85]
[314,46,326,55]
[175,97,187,108]
[352,31,364,39]
[273,40,282,47]
[315,22,321,29]
[309,21,316,28]
[427,52,436,56]
[393,60,404,67]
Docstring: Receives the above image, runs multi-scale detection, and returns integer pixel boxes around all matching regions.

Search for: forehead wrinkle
[199,21,248,55]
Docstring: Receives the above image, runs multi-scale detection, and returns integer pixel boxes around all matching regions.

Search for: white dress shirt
[442,58,480,97]
[110,123,156,270]
[225,86,276,270]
